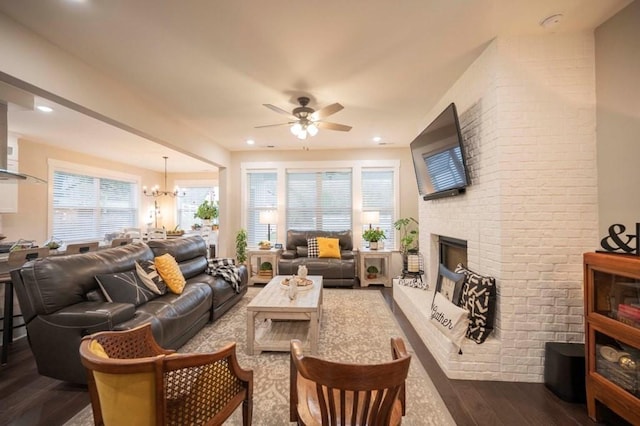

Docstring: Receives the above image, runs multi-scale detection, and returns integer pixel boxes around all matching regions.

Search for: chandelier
[290,118,319,140]
[143,156,186,198]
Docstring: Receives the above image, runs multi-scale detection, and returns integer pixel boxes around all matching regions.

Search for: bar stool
[1,247,49,364]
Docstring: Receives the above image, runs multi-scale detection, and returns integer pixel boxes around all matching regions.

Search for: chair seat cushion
[296,374,402,426]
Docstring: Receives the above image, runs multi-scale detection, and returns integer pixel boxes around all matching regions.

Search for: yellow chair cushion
[94,370,156,426]
[154,254,186,294]
[89,340,110,359]
[317,237,341,259]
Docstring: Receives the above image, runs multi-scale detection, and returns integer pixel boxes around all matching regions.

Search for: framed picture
[435,264,466,305]
[274,243,283,249]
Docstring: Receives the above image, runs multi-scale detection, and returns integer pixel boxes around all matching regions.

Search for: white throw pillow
[430,292,470,350]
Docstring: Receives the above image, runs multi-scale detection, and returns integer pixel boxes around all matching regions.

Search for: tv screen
[410,103,469,200]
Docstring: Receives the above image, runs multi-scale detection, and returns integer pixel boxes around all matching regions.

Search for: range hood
[0,98,46,184]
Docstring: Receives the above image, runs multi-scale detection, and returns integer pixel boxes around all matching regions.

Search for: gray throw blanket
[207,258,241,293]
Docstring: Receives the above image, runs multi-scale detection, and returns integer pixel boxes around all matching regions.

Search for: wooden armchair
[290,337,411,426]
[79,324,253,426]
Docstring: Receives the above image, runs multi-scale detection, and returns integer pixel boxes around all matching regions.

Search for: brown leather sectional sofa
[11,235,247,384]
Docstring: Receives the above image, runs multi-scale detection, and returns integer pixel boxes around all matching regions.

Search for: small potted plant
[362,227,386,250]
[259,261,273,277]
[393,217,419,255]
[366,265,379,279]
[235,229,248,264]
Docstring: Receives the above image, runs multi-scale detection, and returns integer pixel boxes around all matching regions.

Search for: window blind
[247,172,277,246]
[52,171,137,242]
[286,171,352,231]
[362,169,395,245]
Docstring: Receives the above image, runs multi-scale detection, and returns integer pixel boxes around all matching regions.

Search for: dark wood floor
[0,286,627,425]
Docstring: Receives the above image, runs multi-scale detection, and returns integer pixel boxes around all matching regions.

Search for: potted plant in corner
[235,229,247,264]
[394,217,419,271]
[362,228,386,250]
[194,200,219,228]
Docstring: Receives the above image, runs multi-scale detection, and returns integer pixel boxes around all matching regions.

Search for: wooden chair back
[111,237,134,247]
[7,247,50,267]
[290,337,411,426]
[65,241,100,254]
[79,324,253,426]
[146,227,167,240]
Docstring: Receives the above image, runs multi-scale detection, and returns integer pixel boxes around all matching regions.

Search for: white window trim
[241,160,400,249]
[47,159,142,237]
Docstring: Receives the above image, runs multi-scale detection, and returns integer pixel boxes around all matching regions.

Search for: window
[246,171,277,246]
[175,185,217,230]
[287,170,352,231]
[362,169,395,243]
[51,166,138,242]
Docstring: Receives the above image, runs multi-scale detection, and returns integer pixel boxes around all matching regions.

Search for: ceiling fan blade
[311,103,344,120]
[263,104,296,119]
[317,121,352,132]
[255,122,294,128]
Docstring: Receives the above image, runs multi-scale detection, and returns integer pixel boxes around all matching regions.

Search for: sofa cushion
[307,238,319,257]
[154,254,186,294]
[95,271,158,306]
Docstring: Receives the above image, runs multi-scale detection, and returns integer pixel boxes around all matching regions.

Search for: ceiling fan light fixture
[307,123,319,136]
[297,129,308,140]
[291,122,302,136]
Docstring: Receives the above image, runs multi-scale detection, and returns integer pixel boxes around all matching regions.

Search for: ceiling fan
[256,96,352,140]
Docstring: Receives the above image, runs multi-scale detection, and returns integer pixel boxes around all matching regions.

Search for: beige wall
[218,147,420,257]
[0,138,219,244]
[595,1,640,240]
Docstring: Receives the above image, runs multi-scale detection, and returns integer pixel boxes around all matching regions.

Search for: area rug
[65,288,455,425]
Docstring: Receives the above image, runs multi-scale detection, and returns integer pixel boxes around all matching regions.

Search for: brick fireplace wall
[398,34,599,382]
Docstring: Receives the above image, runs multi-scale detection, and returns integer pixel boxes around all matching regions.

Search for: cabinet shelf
[584,252,640,425]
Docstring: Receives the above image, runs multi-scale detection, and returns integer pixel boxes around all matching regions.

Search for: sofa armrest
[340,250,355,260]
[42,301,136,331]
[281,250,298,260]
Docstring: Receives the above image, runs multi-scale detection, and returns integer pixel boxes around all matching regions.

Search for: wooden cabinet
[247,248,281,285]
[584,252,640,425]
[358,248,393,287]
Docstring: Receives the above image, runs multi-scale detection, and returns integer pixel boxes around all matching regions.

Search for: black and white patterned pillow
[455,263,496,344]
[95,271,157,306]
[307,238,319,258]
[135,260,166,295]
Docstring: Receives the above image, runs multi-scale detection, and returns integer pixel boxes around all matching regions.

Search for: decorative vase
[369,241,378,250]
[288,278,298,300]
[297,265,308,279]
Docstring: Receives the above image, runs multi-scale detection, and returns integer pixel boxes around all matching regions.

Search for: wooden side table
[359,248,393,287]
[247,248,282,285]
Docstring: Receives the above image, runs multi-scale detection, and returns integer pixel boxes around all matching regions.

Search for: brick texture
[399,34,599,382]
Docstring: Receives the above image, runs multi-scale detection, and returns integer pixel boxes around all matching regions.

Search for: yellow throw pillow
[89,340,110,359]
[154,253,186,294]
[317,237,341,259]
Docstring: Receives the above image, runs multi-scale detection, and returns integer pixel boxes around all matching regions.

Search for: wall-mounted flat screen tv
[410,102,470,201]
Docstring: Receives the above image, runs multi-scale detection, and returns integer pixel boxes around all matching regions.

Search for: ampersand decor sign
[599,222,640,256]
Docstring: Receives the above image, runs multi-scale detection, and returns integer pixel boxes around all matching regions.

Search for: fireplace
[439,236,467,271]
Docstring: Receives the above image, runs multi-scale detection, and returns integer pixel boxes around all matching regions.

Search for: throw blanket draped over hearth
[208,258,241,293]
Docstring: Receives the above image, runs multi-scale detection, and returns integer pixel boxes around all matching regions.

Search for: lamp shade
[259,210,278,224]
[362,211,380,225]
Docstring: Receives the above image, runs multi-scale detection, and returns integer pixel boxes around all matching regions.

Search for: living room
[1,0,639,425]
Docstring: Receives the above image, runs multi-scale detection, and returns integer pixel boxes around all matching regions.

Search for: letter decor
[599,222,640,256]
[430,292,469,350]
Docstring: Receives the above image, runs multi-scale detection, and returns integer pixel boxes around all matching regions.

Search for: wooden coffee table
[246,275,323,355]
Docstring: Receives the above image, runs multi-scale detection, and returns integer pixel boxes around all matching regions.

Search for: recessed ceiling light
[36,105,53,113]
[246,139,255,145]
[373,136,382,142]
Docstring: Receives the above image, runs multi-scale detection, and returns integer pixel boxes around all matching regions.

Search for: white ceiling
[0,0,631,172]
